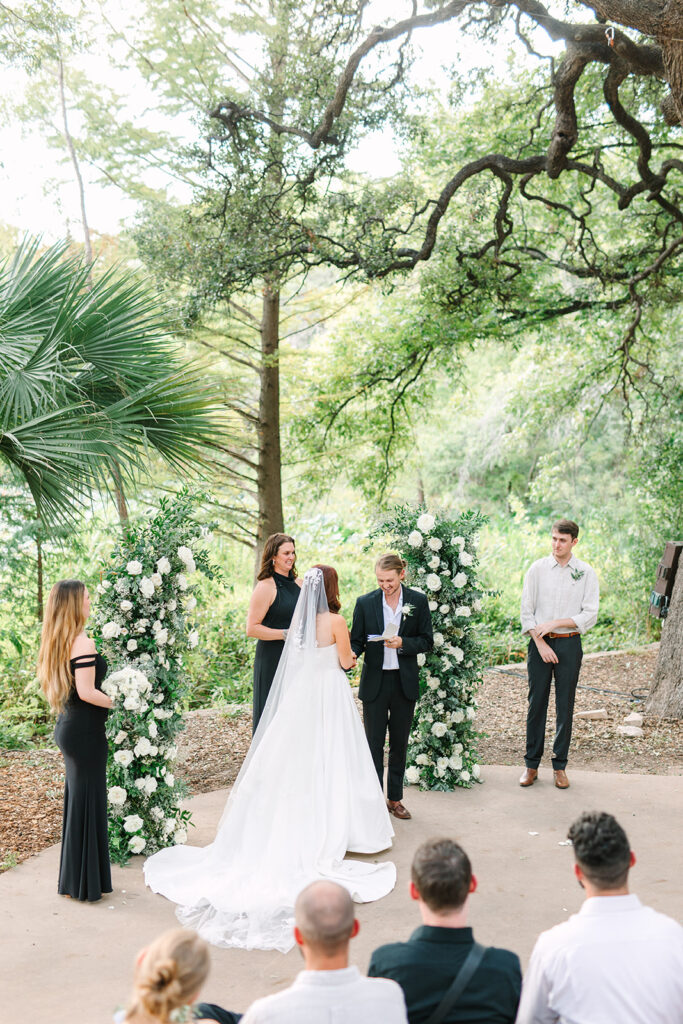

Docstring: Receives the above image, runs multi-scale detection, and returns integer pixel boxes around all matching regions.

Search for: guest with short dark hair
[516,811,683,1023]
[369,838,521,1023]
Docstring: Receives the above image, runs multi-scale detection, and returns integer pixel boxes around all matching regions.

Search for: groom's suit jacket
[351,585,433,703]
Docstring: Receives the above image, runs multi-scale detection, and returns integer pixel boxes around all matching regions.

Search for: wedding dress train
[144,572,395,953]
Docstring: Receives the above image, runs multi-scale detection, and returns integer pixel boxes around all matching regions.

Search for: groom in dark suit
[351,554,433,820]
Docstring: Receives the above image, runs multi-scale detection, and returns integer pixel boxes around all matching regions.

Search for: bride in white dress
[143,565,395,952]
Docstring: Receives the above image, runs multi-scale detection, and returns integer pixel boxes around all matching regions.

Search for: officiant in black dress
[351,553,433,821]
[246,533,302,732]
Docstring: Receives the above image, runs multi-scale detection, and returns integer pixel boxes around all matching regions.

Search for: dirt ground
[2,646,681,870]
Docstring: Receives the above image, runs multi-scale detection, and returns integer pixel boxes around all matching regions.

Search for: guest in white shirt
[519,519,599,789]
[516,810,683,1024]
[240,880,408,1024]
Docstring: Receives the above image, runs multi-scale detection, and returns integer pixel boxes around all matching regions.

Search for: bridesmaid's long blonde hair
[37,579,87,713]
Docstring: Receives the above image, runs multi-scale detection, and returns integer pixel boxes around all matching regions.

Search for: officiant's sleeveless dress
[53,653,112,901]
[251,570,300,731]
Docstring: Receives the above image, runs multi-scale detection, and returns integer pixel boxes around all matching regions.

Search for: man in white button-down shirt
[516,811,683,1024]
[519,519,599,790]
[240,880,408,1024]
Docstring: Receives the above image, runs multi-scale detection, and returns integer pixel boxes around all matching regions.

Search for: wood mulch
[2,646,681,871]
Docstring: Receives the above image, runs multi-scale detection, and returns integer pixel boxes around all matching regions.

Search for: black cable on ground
[486,666,649,702]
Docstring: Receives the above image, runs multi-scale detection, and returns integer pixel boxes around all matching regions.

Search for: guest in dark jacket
[368,837,521,1024]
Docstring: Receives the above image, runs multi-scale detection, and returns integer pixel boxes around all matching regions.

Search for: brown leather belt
[547,631,580,638]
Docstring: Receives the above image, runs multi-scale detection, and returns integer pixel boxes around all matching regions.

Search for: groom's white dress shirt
[515,894,683,1024]
[382,587,403,670]
[239,965,408,1023]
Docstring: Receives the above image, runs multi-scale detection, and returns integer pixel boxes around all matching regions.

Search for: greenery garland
[94,491,218,864]
[374,505,486,790]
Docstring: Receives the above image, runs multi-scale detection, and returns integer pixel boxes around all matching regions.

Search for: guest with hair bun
[118,928,241,1024]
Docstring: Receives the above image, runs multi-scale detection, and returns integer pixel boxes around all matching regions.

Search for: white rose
[187,629,199,649]
[107,786,127,806]
[428,555,441,569]
[439,604,449,614]
[134,778,147,792]
[101,579,112,590]
[453,710,465,724]
[467,706,476,720]
[416,513,435,532]
[151,572,163,588]
[453,647,464,663]
[123,695,140,711]
[123,814,143,833]
[433,633,444,647]
[166,599,177,612]
[134,737,152,757]
[453,572,468,588]
[449,754,463,770]
[405,766,421,785]
[429,600,438,612]
[155,628,169,646]
[459,551,474,566]
[120,600,133,613]
[408,530,423,548]
[455,605,471,617]
[163,818,176,835]
[451,535,465,548]
[148,720,158,738]
[144,776,158,794]
[127,560,143,576]
[427,537,442,551]
[135,618,150,633]
[431,722,447,738]
[473,764,481,779]
[416,653,426,667]
[437,756,449,771]
[415,753,430,766]
[460,770,471,783]
[184,595,197,611]
[426,574,442,592]
[113,730,127,745]
[114,750,134,767]
[139,577,155,599]
[114,579,128,594]
[157,556,171,575]
[176,574,188,591]
[417,566,425,574]
[129,835,146,854]
[473,598,483,612]
[173,828,188,845]
[101,621,121,640]
[150,806,164,821]
[126,639,138,652]
[437,689,446,698]
[164,773,175,787]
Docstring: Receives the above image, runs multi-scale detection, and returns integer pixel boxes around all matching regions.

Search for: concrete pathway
[2,765,682,1022]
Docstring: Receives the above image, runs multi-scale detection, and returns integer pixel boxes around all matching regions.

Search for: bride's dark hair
[313,564,341,613]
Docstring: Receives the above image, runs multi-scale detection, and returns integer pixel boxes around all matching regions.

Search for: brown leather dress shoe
[387,799,411,820]
[553,769,570,789]
[519,767,538,787]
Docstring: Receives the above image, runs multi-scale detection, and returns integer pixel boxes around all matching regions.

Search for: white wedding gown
[144,641,395,952]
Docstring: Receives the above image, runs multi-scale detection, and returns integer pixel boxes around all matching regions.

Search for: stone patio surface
[2,764,682,1022]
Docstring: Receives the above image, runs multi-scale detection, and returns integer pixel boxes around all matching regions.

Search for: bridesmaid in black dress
[37,579,113,901]
[246,533,302,732]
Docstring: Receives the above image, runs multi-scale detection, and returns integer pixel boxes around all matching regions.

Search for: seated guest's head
[124,928,210,1023]
[294,881,359,968]
[568,811,635,895]
[410,837,477,924]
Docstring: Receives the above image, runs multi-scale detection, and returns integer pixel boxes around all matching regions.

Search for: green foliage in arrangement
[93,491,221,865]
[374,505,486,791]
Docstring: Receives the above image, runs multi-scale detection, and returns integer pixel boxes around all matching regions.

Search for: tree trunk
[646,569,683,717]
[111,460,129,526]
[255,285,284,565]
[36,530,44,622]
[58,59,94,276]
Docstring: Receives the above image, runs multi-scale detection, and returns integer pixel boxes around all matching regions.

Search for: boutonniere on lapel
[402,603,415,619]
[570,568,585,582]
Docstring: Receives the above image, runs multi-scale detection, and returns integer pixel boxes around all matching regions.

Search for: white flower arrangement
[95,492,213,866]
[417,513,436,532]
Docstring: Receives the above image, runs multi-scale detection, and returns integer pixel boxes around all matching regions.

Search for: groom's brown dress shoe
[387,800,411,820]
[519,767,538,787]
[553,769,570,789]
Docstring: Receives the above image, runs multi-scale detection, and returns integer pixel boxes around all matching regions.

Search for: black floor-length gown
[252,571,300,732]
[53,652,112,901]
